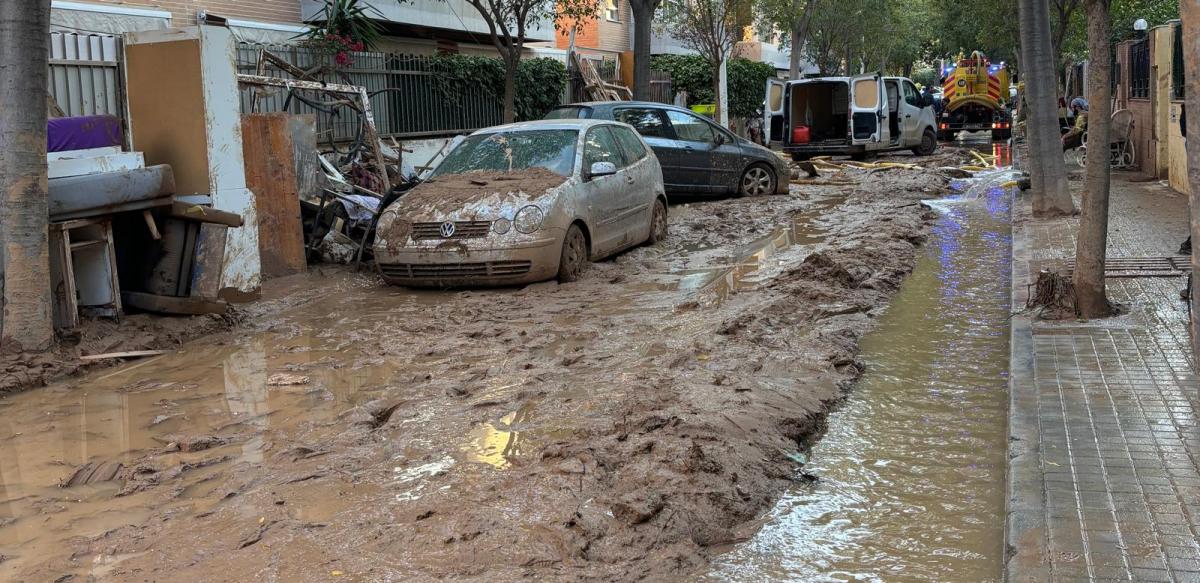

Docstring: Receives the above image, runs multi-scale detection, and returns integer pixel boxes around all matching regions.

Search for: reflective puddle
[709,171,1014,581]
[675,195,848,302]
[0,292,442,578]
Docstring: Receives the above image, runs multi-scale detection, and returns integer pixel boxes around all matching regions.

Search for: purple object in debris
[47,115,123,152]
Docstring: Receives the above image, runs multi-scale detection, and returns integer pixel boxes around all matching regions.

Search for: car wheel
[914,129,938,156]
[647,199,668,244]
[557,224,588,283]
[739,164,775,197]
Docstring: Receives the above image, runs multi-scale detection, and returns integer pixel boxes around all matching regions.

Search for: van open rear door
[849,75,883,144]
[764,78,786,147]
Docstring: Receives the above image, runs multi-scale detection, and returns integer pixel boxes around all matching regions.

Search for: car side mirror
[713,133,726,146]
[588,161,617,179]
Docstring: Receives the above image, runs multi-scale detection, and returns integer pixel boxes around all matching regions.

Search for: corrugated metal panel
[48,32,122,118]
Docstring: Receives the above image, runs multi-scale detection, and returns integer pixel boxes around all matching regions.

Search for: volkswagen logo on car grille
[440,221,456,238]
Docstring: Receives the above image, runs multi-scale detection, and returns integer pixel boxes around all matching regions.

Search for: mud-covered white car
[374,120,669,287]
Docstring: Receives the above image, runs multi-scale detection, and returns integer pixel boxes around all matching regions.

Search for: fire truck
[937,51,1012,142]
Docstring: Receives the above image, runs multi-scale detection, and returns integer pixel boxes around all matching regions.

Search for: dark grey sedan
[546,101,789,197]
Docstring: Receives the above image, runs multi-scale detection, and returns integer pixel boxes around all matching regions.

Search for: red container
[792,125,811,144]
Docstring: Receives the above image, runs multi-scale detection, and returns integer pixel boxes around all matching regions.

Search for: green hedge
[430,55,568,122]
[651,55,777,118]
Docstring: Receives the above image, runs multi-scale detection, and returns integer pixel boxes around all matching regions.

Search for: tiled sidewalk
[1007,176,1200,582]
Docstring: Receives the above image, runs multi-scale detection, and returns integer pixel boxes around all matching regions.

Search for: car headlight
[378,212,410,242]
[493,217,511,235]
[514,205,543,234]
[377,210,398,233]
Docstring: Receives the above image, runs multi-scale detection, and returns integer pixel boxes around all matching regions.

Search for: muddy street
[0,152,978,581]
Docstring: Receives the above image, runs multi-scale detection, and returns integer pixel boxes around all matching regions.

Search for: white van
[764,75,938,160]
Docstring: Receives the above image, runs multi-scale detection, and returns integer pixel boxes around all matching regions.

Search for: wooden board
[124,39,211,196]
[242,113,307,278]
[190,223,228,298]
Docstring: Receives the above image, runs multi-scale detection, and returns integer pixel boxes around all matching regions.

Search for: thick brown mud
[0,150,981,581]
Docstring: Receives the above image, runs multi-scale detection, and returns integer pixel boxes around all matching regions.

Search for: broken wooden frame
[236,74,390,192]
[572,54,632,102]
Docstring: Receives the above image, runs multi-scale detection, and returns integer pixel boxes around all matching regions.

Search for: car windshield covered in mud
[430,129,579,178]
[374,120,668,288]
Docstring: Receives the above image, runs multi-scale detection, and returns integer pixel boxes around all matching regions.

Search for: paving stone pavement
[1007,174,1200,583]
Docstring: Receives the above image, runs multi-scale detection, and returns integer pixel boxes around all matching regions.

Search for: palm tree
[1072,0,1113,318]
[1018,0,1074,216]
[0,0,54,352]
[1181,5,1200,365]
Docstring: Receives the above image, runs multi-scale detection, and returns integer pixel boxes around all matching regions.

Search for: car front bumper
[376,232,562,287]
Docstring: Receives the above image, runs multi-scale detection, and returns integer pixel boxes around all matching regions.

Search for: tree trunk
[1073,0,1113,319]
[0,0,54,353]
[1022,0,1075,216]
[789,25,803,79]
[630,0,656,100]
[788,0,816,79]
[1017,0,1045,193]
[501,50,519,123]
[1182,4,1200,367]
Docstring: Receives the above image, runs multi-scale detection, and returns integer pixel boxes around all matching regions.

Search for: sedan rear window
[431,130,579,177]
[614,108,669,138]
[544,107,590,120]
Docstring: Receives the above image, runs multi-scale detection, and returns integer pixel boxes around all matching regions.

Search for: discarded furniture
[237,74,390,193]
[48,164,175,221]
[573,54,632,102]
[241,113,308,278]
[124,25,261,297]
[50,217,122,330]
[49,146,144,180]
[47,114,122,152]
[114,202,243,316]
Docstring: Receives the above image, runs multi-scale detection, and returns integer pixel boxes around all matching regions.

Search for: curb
[1004,189,1050,582]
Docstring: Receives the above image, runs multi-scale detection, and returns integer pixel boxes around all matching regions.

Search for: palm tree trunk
[1017,0,1046,193]
[0,0,54,352]
[1073,0,1113,319]
[1181,5,1200,367]
[1021,0,1075,216]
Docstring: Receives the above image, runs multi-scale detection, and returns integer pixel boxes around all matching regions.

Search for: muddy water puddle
[709,173,1014,581]
[672,194,849,303]
[0,292,451,577]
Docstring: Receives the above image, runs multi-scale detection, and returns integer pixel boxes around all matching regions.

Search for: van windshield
[431,130,579,178]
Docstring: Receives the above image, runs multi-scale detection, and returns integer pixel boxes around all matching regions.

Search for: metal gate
[48,32,124,118]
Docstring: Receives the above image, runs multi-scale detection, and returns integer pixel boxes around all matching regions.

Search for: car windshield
[430,129,579,178]
[543,107,589,120]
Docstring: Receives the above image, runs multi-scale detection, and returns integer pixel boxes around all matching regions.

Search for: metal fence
[649,70,673,104]
[1129,38,1150,100]
[48,32,123,118]
[236,44,503,141]
[1173,23,1184,101]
